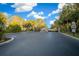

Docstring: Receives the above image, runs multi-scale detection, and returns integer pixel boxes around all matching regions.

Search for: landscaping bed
[0,38,11,43]
[0,37,14,46]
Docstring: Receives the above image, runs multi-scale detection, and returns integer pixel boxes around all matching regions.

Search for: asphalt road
[0,32,79,56]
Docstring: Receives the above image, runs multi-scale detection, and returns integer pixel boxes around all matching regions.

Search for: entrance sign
[58,27,60,32]
[71,21,76,33]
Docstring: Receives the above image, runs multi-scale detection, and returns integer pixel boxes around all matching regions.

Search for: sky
[0,3,65,28]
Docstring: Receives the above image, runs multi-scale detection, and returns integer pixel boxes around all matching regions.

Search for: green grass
[64,32,79,38]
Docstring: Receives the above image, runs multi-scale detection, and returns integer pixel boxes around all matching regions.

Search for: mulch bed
[0,38,10,43]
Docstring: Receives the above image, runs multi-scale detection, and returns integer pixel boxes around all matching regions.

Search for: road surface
[0,32,79,56]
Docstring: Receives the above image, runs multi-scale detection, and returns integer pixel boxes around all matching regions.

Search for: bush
[8,24,22,33]
[77,20,79,33]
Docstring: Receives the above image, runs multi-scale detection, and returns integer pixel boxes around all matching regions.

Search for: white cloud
[27,11,44,17]
[3,12,9,17]
[50,20,55,25]
[27,11,36,17]
[48,9,60,17]
[48,13,51,17]
[38,11,44,15]
[58,3,66,9]
[27,11,45,19]
[52,9,60,14]
[48,3,66,17]
[55,16,60,20]
[33,14,45,19]
[11,3,37,12]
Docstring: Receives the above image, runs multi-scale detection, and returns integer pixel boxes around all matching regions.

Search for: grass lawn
[64,32,79,39]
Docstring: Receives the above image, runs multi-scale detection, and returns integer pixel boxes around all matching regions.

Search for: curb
[0,37,14,46]
[60,32,79,40]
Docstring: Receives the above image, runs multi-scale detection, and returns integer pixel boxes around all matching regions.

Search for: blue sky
[0,3,64,28]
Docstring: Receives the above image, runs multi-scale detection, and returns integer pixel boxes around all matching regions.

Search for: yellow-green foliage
[0,13,7,39]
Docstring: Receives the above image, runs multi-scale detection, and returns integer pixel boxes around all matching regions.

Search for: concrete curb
[0,37,14,46]
[60,32,79,40]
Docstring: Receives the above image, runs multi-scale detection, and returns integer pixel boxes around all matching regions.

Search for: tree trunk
[0,33,3,41]
[0,31,5,41]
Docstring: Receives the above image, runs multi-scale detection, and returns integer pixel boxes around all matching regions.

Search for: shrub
[8,24,22,33]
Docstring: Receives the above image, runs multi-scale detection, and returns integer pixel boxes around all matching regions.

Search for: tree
[8,16,24,32]
[53,3,79,33]
[23,18,47,31]
[0,13,7,40]
[35,18,47,31]
[23,20,37,31]
[8,24,22,32]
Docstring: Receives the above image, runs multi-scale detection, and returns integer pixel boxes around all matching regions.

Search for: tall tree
[0,13,7,40]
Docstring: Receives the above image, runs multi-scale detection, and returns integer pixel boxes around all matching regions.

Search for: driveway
[0,32,79,56]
